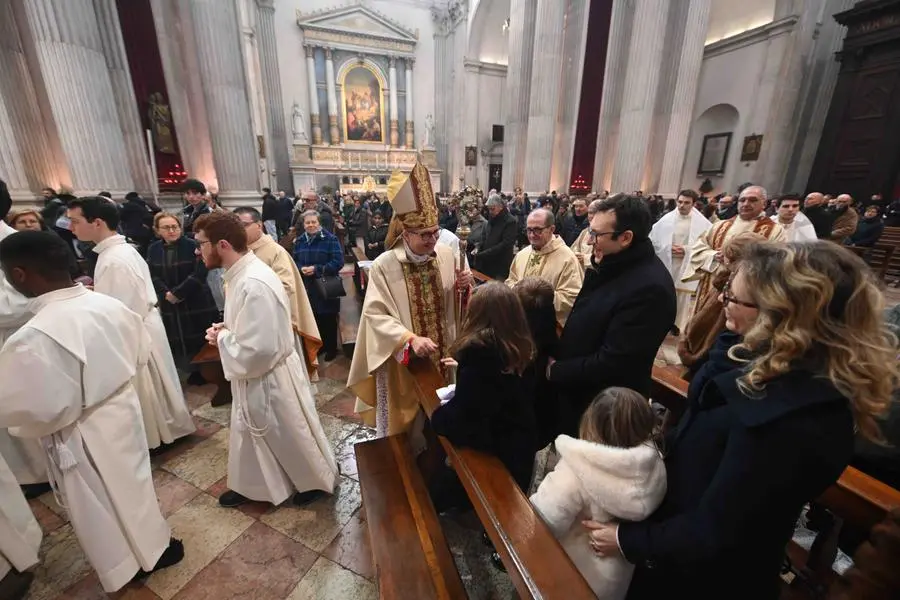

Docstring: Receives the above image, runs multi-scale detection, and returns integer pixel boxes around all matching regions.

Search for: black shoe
[0,570,34,600]
[219,490,249,508]
[186,371,206,386]
[133,538,185,581]
[292,489,328,506]
[20,482,52,500]
[490,551,506,572]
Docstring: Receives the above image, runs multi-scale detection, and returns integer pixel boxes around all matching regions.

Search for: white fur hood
[554,434,667,522]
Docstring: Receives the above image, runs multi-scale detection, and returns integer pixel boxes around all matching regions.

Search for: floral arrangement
[452,185,485,224]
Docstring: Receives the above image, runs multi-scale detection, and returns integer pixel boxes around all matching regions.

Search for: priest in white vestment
[0,451,41,597]
[0,183,48,494]
[0,231,183,592]
[235,207,322,381]
[349,162,472,441]
[506,209,583,325]
[773,195,817,242]
[67,197,195,450]
[193,211,338,508]
[649,193,712,332]
[570,198,602,271]
[682,186,785,319]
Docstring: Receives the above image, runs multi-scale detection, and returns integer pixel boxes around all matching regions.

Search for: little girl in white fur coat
[531,387,667,600]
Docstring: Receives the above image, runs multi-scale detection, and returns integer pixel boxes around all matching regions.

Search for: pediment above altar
[297,3,418,55]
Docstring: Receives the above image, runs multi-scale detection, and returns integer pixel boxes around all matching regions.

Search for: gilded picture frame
[341,64,386,144]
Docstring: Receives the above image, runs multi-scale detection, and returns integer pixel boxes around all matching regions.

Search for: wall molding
[704,15,799,59]
[463,58,508,76]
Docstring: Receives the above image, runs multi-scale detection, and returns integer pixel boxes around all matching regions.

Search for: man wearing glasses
[547,194,676,436]
[349,162,473,450]
[505,208,583,325]
[682,185,783,323]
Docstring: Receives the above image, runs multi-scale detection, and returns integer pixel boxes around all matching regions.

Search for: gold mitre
[384,161,438,248]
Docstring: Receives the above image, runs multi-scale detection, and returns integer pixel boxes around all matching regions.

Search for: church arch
[682,103,741,194]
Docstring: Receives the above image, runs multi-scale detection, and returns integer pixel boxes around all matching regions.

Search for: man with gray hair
[682,185,784,320]
[473,193,517,279]
[506,208,583,325]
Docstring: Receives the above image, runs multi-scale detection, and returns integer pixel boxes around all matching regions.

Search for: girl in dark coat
[585,241,899,600]
[145,213,220,372]
[429,281,538,512]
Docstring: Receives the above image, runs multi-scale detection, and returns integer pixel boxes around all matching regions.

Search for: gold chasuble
[348,161,459,437]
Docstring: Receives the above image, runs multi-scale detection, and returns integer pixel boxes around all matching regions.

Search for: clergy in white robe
[774,196,817,242]
[68,197,195,449]
[348,162,470,440]
[649,201,712,332]
[0,452,41,586]
[193,212,337,507]
[0,213,47,488]
[0,231,180,592]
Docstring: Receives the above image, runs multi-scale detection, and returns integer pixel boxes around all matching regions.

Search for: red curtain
[115,0,185,190]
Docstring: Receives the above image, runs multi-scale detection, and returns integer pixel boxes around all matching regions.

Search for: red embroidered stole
[401,260,448,374]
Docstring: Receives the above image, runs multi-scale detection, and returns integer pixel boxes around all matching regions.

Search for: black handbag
[315,274,346,299]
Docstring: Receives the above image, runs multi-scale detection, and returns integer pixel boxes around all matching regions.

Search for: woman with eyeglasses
[585,241,898,600]
[145,212,221,382]
[294,210,344,361]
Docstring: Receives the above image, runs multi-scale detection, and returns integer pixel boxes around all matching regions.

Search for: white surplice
[0,221,47,485]
[0,285,171,592]
[218,253,338,505]
[649,208,712,331]
[0,451,41,580]
[92,234,195,448]
[775,212,817,242]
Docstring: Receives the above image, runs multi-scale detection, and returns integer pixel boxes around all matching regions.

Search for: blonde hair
[579,387,658,449]
[7,207,44,228]
[732,241,898,441]
[154,211,182,230]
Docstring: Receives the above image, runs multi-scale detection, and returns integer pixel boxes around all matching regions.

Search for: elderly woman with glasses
[586,241,899,600]
[294,210,344,361]
[145,212,220,380]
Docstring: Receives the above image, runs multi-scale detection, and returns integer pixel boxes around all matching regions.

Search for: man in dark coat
[474,194,517,279]
[560,197,590,245]
[548,194,676,435]
[181,179,213,237]
[119,192,161,255]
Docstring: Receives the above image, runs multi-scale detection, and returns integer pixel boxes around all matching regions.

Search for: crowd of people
[1,166,899,600]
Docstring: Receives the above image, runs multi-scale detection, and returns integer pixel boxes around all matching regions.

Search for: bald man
[683,185,784,321]
[829,194,859,244]
[803,192,834,239]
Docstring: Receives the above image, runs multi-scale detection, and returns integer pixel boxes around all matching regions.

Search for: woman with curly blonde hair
[585,240,898,600]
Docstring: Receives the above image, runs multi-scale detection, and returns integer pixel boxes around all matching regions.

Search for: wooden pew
[846,243,896,282]
[408,359,597,600]
[190,344,231,406]
[355,433,466,600]
[648,371,900,599]
[470,268,492,284]
[350,245,369,293]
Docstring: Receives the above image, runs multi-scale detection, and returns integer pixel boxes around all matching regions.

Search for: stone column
[404,58,414,148]
[501,0,537,191]
[522,0,567,192]
[324,48,340,145]
[388,56,399,147]
[658,0,711,194]
[592,0,631,193]
[0,88,30,201]
[189,0,260,202]
[256,0,291,192]
[21,0,133,193]
[305,45,323,145]
[611,0,669,193]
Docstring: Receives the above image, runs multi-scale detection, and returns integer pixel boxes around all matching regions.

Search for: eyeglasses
[158,225,181,231]
[408,229,441,240]
[588,230,618,242]
[722,282,758,309]
[197,239,212,247]
[526,226,549,235]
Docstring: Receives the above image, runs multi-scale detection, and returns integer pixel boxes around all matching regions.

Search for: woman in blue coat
[294,210,344,361]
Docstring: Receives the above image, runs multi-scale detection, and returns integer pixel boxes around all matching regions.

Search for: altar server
[0,451,41,599]
[193,211,338,508]
[0,231,183,593]
[67,197,195,450]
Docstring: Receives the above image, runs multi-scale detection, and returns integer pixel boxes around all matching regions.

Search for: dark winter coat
[561,212,589,246]
[181,203,212,238]
[620,332,855,600]
[363,224,388,260]
[803,204,835,239]
[293,228,344,314]
[146,237,220,361]
[847,216,884,247]
[119,196,160,249]
[550,238,675,435]
[476,208,517,279]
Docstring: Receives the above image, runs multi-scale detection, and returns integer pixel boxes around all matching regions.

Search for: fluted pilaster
[658,0,711,194]
[522,0,567,192]
[592,0,630,193]
[389,56,399,147]
[0,88,29,199]
[324,48,339,144]
[256,0,291,192]
[611,0,668,193]
[305,45,323,145]
[189,0,259,199]
[404,58,414,148]
[501,0,537,191]
[22,0,132,193]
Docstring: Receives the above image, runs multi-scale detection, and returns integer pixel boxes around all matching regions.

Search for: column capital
[304,44,316,58]
[389,55,397,68]
[256,0,275,11]
[325,47,334,60]
[405,56,415,70]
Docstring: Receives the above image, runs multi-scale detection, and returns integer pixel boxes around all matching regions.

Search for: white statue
[292,101,308,144]
[423,113,435,149]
